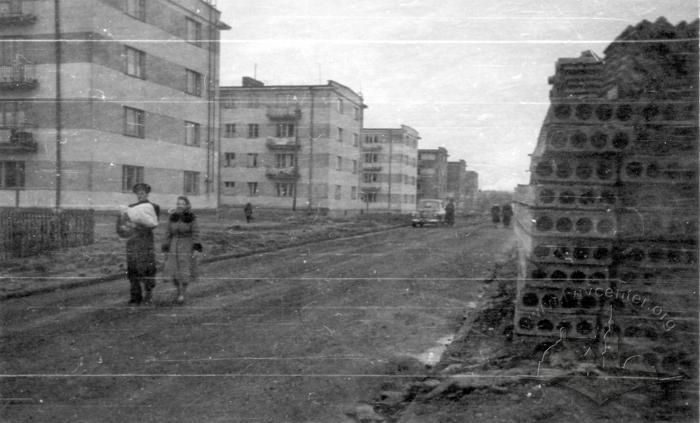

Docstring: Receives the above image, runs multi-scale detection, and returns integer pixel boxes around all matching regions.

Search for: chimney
[242,76,264,87]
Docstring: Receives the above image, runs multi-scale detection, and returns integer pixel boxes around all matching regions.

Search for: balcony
[362,164,382,172]
[0,1,37,25]
[0,63,39,90]
[362,144,382,151]
[361,186,381,193]
[266,106,301,121]
[265,167,300,180]
[0,125,37,153]
[266,137,299,150]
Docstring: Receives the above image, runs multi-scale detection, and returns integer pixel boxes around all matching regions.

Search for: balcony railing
[362,164,382,172]
[0,1,37,25]
[266,106,301,121]
[362,144,382,151]
[360,186,381,193]
[0,124,38,153]
[266,137,299,150]
[0,64,39,90]
[265,167,300,180]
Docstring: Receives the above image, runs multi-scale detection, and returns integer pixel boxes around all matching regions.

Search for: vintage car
[411,199,446,227]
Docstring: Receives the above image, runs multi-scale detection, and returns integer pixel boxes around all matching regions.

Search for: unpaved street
[1,218,513,422]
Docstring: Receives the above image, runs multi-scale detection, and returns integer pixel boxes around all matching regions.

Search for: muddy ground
[0,209,408,298]
[359,252,699,423]
[1,216,509,422]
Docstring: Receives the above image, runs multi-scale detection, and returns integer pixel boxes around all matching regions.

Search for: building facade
[219,78,366,215]
[446,159,465,208]
[463,170,479,211]
[0,0,229,209]
[446,160,479,213]
[359,125,418,213]
[416,147,448,200]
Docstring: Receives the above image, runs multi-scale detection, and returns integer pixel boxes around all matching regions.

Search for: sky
[215,0,698,190]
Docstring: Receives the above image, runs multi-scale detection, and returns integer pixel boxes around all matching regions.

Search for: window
[121,165,143,192]
[364,153,378,163]
[354,106,361,121]
[0,102,25,127]
[336,156,342,171]
[186,17,201,46]
[276,183,295,197]
[275,153,295,168]
[352,160,357,174]
[338,98,344,114]
[222,95,236,109]
[223,152,236,167]
[363,173,378,183]
[246,153,258,168]
[0,161,25,188]
[353,133,359,147]
[362,192,377,203]
[334,185,342,200]
[184,171,199,195]
[247,124,259,138]
[351,186,357,200]
[124,0,145,20]
[247,182,258,196]
[223,181,235,194]
[224,124,236,138]
[276,122,295,138]
[337,127,343,143]
[124,46,145,78]
[185,121,200,146]
[123,106,145,138]
[185,69,202,96]
[365,135,378,144]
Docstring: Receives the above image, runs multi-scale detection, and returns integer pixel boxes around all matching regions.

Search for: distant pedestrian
[490,205,501,228]
[445,198,455,226]
[116,183,160,305]
[162,196,202,304]
[244,202,253,223]
[502,204,513,228]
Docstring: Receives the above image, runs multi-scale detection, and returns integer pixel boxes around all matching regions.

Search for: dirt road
[1,218,514,422]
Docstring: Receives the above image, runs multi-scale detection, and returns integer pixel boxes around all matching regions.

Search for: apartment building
[219,77,366,215]
[359,125,418,212]
[416,147,448,200]
[463,170,479,210]
[0,0,229,209]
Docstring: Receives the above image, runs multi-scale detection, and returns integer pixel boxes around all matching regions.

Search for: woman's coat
[162,211,202,284]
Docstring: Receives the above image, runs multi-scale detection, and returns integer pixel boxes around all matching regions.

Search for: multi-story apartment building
[446,159,466,206]
[416,147,448,200]
[0,0,229,209]
[219,77,366,215]
[463,170,479,210]
[446,160,479,212]
[360,125,418,212]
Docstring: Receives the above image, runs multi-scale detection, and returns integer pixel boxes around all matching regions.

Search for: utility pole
[54,0,62,209]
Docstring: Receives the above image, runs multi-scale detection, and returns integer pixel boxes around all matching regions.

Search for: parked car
[412,199,446,227]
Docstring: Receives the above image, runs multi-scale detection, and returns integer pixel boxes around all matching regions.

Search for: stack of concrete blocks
[514,18,698,375]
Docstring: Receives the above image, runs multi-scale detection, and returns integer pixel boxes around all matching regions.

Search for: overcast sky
[215,0,697,190]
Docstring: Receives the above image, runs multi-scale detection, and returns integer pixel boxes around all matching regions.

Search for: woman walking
[162,196,202,304]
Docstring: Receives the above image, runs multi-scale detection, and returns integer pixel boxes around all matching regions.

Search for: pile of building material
[514,18,698,374]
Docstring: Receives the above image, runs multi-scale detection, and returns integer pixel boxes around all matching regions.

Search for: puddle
[412,335,454,365]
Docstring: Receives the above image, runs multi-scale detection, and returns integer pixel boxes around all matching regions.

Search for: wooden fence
[0,208,95,260]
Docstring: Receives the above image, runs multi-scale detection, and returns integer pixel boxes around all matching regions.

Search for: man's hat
[132,182,151,194]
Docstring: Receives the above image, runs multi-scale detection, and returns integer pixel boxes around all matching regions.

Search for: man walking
[117,183,161,305]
